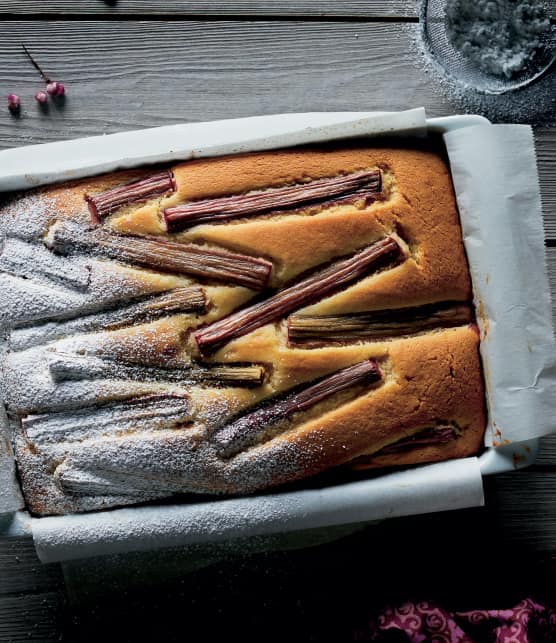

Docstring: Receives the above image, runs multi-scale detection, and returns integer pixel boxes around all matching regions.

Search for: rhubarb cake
[0,142,486,516]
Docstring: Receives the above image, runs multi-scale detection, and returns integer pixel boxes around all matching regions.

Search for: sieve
[420,0,555,95]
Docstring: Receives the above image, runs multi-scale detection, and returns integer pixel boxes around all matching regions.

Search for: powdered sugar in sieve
[421,0,555,95]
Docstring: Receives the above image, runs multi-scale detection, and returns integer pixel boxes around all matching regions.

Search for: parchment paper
[445,124,556,446]
[0,110,553,561]
[34,458,483,563]
[0,109,426,191]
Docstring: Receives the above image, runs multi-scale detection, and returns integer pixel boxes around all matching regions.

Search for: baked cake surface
[0,142,485,515]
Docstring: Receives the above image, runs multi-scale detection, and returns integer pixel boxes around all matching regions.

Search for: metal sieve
[419,0,555,94]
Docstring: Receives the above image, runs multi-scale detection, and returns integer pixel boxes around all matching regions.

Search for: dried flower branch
[22,44,66,103]
[22,44,51,83]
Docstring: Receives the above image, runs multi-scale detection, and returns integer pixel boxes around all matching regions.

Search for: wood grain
[536,128,556,237]
[538,436,556,466]
[484,473,556,551]
[0,472,554,642]
[0,538,64,643]
[0,21,454,148]
[0,1,418,18]
[0,537,63,596]
[0,592,64,643]
[0,21,553,227]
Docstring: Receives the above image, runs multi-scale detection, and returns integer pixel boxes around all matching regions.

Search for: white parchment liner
[33,458,482,563]
[0,110,553,562]
[0,109,427,191]
[445,124,556,446]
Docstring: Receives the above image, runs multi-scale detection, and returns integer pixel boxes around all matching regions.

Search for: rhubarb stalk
[194,236,403,354]
[164,169,382,232]
[287,302,472,346]
[86,170,176,223]
[100,287,208,329]
[47,351,266,387]
[22,394,190,445]
[45,220,273,290]
[213,358,382,456]
[375,426,460,455]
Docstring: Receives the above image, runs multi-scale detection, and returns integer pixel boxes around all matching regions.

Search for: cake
[0,141,486,516]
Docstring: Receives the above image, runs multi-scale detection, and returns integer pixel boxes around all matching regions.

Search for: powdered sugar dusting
[53,427,313,499]
[0,258,184,329]
[0,273,86,327]
[446,0,551,78]
[0,191,57,241]
[0,237,91,291]
[2,346,178,414]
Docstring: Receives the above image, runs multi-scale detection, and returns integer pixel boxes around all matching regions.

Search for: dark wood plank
[536,128,556,237]
[484,472,556,551]
[0,1,418,18]
[0,537,63,596]
[538,436,556,466]
[0,591,64,643]
[0,21,454,148]
[54,507,556,641]
[0,469,554,642]
[3,481,554,643]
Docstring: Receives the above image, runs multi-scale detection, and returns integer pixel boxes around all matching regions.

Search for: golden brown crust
[2,142,486,515]
[111,146,471,307]
[213,325,485,488]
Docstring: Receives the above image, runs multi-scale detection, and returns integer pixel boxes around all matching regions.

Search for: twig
[22,44,51,83]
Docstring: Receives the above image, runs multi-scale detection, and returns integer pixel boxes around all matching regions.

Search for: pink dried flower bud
[35,90,48,104]
[7,93,21,111]
[46,81,65,97]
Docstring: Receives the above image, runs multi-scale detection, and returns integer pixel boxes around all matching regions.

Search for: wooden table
[0,3,555,641]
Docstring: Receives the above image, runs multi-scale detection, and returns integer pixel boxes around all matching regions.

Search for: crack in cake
[0,142,486,516]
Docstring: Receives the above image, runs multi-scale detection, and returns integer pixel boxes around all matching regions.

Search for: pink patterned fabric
[355,598,556,642]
